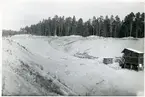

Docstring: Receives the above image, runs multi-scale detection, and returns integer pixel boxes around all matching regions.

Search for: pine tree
[71,16,77,35]
[77,18,83,35]
[104,15,110,37]
[114,15,121,37]
[110,15,115,37]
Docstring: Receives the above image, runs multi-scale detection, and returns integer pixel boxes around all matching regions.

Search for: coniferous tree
[114,15,121,37]
[77,18,83,35]
[104,15,110,37]
[71,16,77,35]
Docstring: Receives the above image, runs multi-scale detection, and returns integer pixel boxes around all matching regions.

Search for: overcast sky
[1,0,144,31]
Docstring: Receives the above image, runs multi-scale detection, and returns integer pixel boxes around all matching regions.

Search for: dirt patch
[74,52,98,59]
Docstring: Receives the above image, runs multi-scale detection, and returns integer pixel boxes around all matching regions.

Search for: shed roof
[122,48,144,54]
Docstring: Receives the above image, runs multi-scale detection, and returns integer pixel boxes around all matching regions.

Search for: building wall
[123,50,140,65]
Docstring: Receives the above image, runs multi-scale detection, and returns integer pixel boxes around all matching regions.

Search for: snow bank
[48,35,143,58]
[107,62,121,70]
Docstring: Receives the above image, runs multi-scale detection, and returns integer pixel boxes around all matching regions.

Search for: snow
[124,48,143,54]
[2,34,144,96]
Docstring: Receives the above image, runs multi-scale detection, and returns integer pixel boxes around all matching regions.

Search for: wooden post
[124,63,126,68]
[130,65,133,70]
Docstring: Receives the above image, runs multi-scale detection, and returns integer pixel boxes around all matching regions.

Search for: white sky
[1,0,144,31]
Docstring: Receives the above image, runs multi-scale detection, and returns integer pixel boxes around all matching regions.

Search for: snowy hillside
[2,34,144,96]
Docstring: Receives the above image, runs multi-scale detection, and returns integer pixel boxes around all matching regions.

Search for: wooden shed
[121,48,144,71]
[103,58,113,64]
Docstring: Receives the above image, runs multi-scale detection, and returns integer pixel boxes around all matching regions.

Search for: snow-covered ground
[2,34,144,96]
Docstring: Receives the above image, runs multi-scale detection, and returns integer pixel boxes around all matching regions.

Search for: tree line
[18,12,144,38]
[2,29,19,37]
